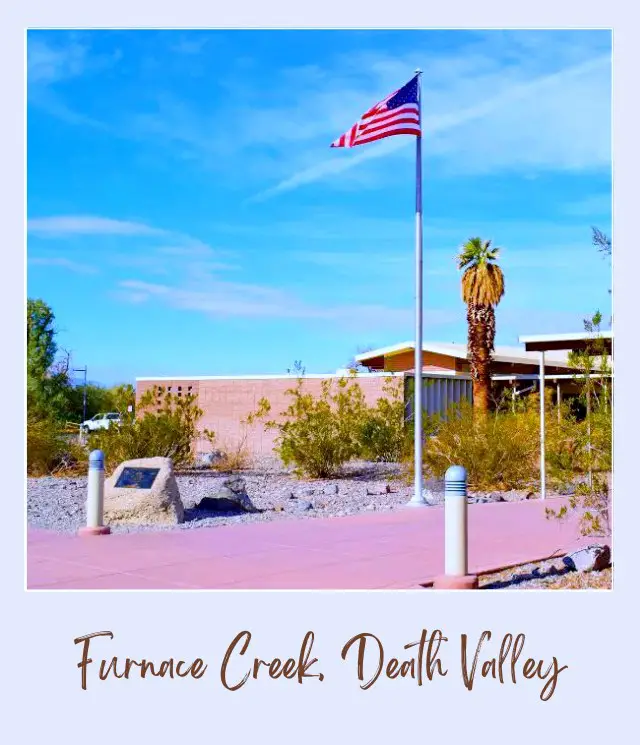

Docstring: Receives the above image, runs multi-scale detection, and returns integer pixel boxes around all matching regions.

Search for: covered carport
[518,331,613,499]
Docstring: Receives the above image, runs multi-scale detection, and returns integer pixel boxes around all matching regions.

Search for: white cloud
[169,36,210,55]
[28,214,239,288]
[292,249,448,278]
[248,138,409,202]
[27,34,121,127]
[28,256,98,274]
[27,215,163,236]
[27,31,610,197]
[27,37,90,86]
[115,277,457,333]
[252,51,611,200]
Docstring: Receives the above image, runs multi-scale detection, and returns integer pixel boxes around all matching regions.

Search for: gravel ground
[479,557,613,590]
[26,458,570,535]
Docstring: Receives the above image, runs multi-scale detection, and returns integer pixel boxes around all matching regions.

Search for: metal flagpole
[407,69,428,507]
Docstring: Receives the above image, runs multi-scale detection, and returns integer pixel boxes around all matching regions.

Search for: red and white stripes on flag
[330,75,421,148]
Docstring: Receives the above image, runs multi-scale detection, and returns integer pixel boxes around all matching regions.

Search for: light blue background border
[4,1,637,742]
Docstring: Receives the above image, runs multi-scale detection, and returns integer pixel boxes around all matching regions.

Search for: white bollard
[78,450,111,536]
[444,465,468,576]
[433,465,477,589]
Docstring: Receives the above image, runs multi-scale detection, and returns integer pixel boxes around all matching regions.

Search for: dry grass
[27,418,87,476]
[541,568,612,589]
[480,557,612,590]
[212,443,252,472]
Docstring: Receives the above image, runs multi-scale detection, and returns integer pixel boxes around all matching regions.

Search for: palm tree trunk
[467,303,494,414]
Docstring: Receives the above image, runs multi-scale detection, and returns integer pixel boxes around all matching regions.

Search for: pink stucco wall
[136,375,400,459]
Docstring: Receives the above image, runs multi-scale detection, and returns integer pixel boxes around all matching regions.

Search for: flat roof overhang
[518,331,612,354]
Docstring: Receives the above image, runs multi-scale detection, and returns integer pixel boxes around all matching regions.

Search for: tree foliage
[27,298,73,421]
[546,312,612,537]
[88,385,215,473]
[592,226,612,257]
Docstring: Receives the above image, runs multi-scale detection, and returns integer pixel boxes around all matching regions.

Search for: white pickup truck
[80,412,122,433]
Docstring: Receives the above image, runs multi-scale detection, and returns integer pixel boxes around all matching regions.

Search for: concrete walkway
[27,498,589,590]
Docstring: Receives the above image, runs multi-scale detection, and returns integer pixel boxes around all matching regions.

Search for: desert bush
[27,416,86,476]
[547,475,611,538]
[418,389,611,494]
[546,320,612,537]
[213,445,251,472]
[357,377,411,462]
[89,386,214,473]
[206,424,252,472]
[417,400,541,490]
[248,376,367,478]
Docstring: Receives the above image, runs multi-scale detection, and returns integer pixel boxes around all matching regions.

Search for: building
[518,331,613,499]
[136,338,589,459]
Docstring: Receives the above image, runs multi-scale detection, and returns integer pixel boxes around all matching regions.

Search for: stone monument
[103,456,184,526]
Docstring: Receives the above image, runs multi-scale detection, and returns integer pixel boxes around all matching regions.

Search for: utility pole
[73,366,88,423]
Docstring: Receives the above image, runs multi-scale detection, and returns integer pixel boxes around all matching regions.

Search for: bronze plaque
[115,467,160,489]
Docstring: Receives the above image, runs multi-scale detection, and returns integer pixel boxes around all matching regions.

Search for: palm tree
[457,237,505,414]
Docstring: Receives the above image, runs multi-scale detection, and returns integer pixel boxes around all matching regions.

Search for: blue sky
[27,29,612,386]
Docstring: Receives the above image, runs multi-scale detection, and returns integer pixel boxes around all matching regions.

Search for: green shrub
[27,416,86,476]
[89,385,214,474]
[411,386,611,493]
[357,377,410,462]
[249,376,367,478]
[545,323,612,538]
[417,400,541,490]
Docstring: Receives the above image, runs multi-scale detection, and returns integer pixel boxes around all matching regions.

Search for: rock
[293,500,313,512]
[422,489,440,505]
[196,452,214,468]
[366,483,390,496]
[291,486,315,498]
[365,504,377,511]
[196,476,258,513]
[195,450,224,468]
[104,457,185,526]
[323,484,339,495]
[526,491,538,500]
[563,544,611,573]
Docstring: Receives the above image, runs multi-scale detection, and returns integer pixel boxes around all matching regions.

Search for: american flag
[331,75,421,148]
